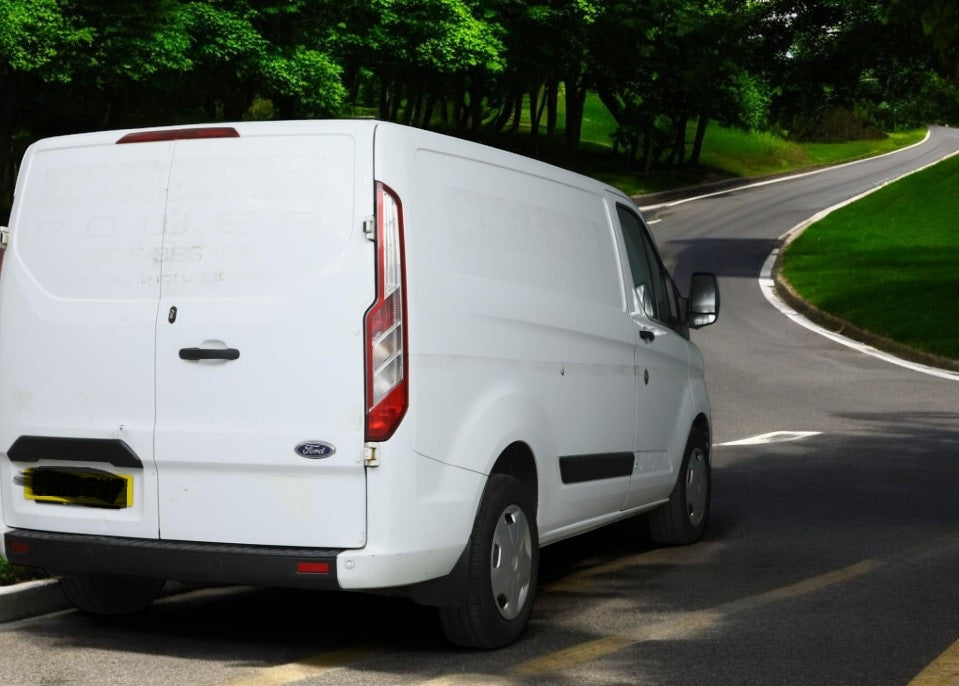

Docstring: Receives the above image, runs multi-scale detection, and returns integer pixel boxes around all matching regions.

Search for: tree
[0,0,92,221]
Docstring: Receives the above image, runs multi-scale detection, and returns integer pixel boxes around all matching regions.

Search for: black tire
[60,574,164,615]
[440,474,539,649]
[649,428,711,545]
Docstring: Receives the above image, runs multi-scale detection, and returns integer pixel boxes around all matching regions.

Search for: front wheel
[649,427,711,545]
[60,574,164,615]
[440,474,539,649]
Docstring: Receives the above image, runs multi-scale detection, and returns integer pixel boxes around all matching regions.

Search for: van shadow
[13,419,959,678]
[659,237,779,287]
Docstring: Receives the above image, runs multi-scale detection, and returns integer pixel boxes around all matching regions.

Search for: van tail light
[364,182,409,442]
[0,225,9,275]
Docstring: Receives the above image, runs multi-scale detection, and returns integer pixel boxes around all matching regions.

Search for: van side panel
[0,139,170,539]
[376,128,639,540]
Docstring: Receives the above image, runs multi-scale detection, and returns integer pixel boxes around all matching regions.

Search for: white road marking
[717,431,821,446]
[760,249,959,382]
[637,128,958,380]
[638,130,931,211]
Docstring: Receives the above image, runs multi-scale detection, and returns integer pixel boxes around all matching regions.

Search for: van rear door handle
[179,347,240,361]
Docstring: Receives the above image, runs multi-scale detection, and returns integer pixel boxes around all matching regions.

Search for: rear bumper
[4,529,343,591]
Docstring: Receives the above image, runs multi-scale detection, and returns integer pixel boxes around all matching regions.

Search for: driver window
[615,205,662,321]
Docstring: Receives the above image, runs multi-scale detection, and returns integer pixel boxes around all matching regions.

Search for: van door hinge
[364,444,380,467]
[0,226,9,250]
[362,217,375,242]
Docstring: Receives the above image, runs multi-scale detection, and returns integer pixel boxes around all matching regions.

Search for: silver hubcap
[685,447,708,528]
[490,504,532,620]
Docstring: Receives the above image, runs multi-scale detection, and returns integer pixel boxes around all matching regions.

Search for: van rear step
[4,530,342,590]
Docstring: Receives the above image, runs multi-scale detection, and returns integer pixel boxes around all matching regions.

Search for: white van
[0,120,718,647]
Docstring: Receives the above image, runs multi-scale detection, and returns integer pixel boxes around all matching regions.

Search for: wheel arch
[691,412,711,449]
[489,441,538,514]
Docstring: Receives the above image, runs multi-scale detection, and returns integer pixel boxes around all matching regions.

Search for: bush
[786,105,885,143]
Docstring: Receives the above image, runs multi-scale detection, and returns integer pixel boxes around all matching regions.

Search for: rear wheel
[60,574,164,615]
[440,474,538,649]
[649,428,711,545]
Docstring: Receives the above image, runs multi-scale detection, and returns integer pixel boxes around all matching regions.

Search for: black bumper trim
[4,530,343,591]
[7,436,143,469]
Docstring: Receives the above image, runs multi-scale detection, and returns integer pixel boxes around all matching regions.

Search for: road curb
[0,578,70,624]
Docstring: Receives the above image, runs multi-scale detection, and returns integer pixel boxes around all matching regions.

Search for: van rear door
[152,127,373,548]
[0,135,171,539]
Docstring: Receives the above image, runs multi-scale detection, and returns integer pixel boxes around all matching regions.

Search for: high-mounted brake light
[364,182,409,442]
[116,127,240,144]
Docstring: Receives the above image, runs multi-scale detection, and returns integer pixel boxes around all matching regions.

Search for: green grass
[498,91,926,195]
[780,154,959,361]
[0,557,17,586]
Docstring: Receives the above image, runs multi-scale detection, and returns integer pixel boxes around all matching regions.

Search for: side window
[616,204,666,322]
[640,231,672,321]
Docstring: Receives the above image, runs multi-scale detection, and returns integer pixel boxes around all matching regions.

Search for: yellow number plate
[24,467,133,509]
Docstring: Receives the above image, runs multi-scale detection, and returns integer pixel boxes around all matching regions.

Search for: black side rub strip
[559,452,634,484]
[7,436,142,469]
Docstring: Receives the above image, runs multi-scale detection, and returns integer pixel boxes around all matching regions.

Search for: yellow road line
[718,559,883,614]
[216,648,373,686]
[542,542,723,594]
[511,635,634,677]
[509,559,883,678]
[908,637,959,686]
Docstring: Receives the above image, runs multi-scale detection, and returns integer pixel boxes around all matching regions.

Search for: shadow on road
[10,420,959,685]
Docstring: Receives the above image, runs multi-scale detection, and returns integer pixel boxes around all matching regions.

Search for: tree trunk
[511,92,523,133]
[378,80,390,120]
[455,75,469,134]
[401,86,417,126]
[469,73,483,137]
[491,92,515,133]
[389,82,403,122]
[420,95,436,129]
[672,115,687,166]
[563,73,588,159]
[689,111,709,166]
[529,86,546,155]
[545,81,558,144]
[642,124,655,177]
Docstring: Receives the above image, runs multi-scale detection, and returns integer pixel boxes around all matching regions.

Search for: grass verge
[779,153,959,363]
[0,558,17,586]
[499,92,926,195]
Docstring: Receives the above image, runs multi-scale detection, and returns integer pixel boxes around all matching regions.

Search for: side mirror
[687,273,719,329]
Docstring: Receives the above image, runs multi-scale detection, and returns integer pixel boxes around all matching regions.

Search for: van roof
[26,120,631,205]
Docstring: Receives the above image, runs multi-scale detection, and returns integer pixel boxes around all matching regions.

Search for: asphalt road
[2,128,958,686]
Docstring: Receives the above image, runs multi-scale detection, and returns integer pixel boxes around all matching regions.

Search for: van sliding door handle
[179,347,240,361]
[639,329,656,343]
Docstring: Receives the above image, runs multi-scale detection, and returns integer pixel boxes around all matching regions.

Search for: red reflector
[116,127,240,144]
[296,561,331,574]
[8,540,28,554]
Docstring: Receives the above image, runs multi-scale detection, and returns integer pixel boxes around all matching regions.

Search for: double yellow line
[207,533,959,685]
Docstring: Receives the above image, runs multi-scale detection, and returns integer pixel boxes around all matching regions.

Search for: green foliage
[0,0,92,79]
[1,0,958,225]
[781,153,959,360]
[0,558,18,585]
[263,47,345,116]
